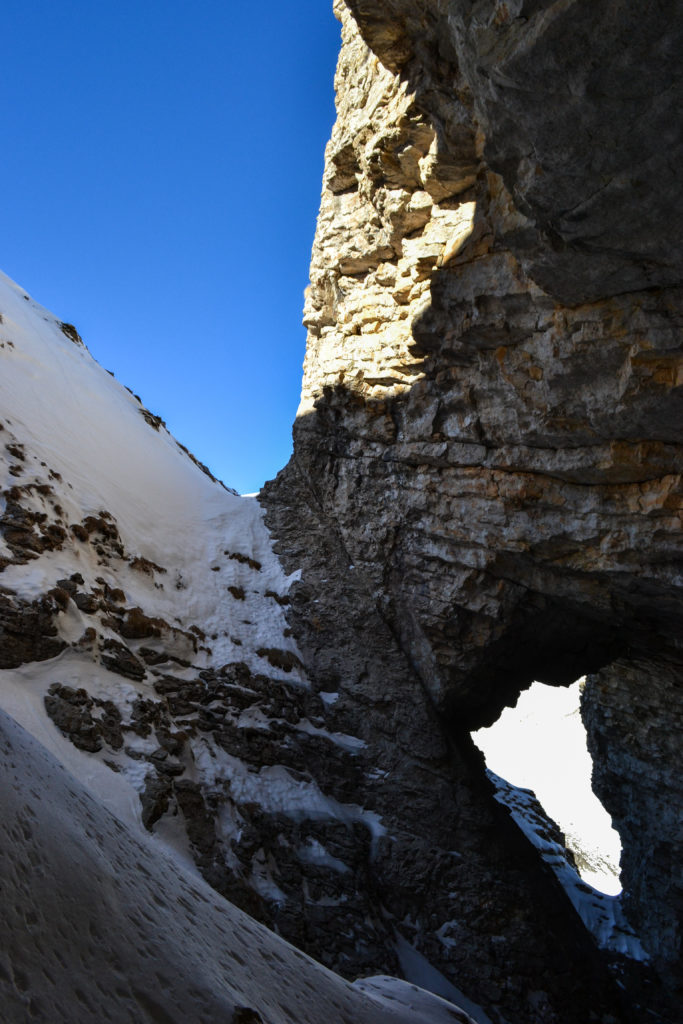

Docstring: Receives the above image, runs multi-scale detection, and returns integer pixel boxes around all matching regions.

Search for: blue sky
[1,2,341,494]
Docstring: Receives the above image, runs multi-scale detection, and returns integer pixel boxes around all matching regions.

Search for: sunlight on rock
[296,29,480,419]
[298,197,477,415]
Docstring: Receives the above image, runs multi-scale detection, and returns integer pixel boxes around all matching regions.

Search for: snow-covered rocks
[0,707,470,1024]
[0,264,653,1024]
[0,270,394,1002]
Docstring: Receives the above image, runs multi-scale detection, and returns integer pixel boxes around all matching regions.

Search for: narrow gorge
[0,3,680,1024]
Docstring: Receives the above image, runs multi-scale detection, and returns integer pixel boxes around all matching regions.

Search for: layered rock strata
[1,2,680,1022]
[0,384,626,1024]
[264,0,682,1020]
[0,288,635,1020]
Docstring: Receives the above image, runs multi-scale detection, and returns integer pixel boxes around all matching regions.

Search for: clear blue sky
[1,2,341,494]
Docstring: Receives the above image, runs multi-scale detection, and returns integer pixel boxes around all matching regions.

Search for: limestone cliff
[264,1,682,1021]
[0,3,680,1024]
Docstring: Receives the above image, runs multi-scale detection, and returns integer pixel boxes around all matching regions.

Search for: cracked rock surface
[0,3,681,1023]
[264,2,682,1020]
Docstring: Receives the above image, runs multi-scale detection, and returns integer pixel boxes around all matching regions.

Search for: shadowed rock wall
[264,1,682,1020]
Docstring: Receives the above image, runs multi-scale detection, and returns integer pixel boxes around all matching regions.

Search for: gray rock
[263,2,682,1020]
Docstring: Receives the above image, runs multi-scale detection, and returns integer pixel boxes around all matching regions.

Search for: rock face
[1,4,681,1023]
[264,0,682,1020]
[264,471,635,1024]
[583,658,683,988]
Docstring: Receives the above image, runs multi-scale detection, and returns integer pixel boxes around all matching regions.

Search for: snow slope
[0,707,473,1024]
[0,268,480,1022]
[0,266,347,844]
[486,772,647,961]
[0,269,301,678]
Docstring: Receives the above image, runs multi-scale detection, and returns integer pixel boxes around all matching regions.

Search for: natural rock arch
[264,2,682,1019]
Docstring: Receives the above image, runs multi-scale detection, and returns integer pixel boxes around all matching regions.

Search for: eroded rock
[263,2,682,1020]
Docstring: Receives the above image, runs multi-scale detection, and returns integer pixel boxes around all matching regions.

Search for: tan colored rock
[265,2,683,1021]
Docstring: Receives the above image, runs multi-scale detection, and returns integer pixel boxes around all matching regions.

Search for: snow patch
[394,934,493,1024]
[487,771,648,960]
[298,838,351,874]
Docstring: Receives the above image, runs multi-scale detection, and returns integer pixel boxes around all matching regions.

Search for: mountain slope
[0,705,473,1024]
[0,269,482,1022]
[0,261,641,1024]
[0,268,300,680]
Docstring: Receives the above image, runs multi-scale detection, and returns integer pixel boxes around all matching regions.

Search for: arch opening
[470,678,650,959]
[472,679,621,896]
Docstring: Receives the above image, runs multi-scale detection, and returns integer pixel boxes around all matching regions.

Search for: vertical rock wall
[583,657,683,1000]
[264,1,682,1020]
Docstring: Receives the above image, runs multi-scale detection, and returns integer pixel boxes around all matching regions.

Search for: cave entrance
[472,679,621,897]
